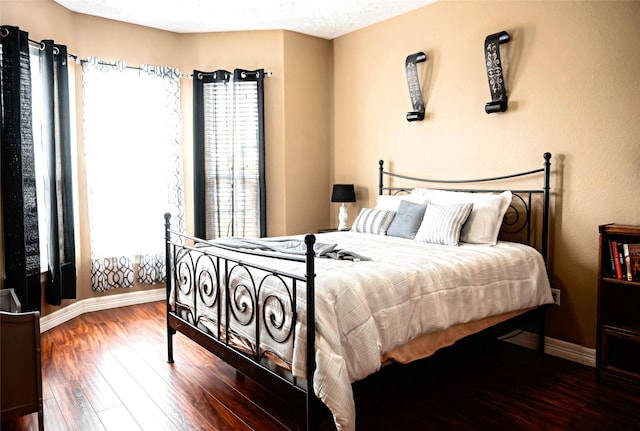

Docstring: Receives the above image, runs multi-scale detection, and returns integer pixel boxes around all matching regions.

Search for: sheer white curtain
[82,58,184,291]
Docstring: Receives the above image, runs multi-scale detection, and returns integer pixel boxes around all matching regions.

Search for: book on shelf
[607,241,640,282]
[617,242,627,280]
[611,240,623,279]
[607,240,617,278]
[628,243,640,282]
[623,243,631,281]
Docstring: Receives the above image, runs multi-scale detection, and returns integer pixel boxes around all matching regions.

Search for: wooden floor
[2,301,640,431]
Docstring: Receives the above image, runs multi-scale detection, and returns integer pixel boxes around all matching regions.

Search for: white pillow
[351,208,396,235]
[375,195,406,212]
[410,188,439,201]
[412,189,512,245]
[414,203,474,246]
[375,194,430,212]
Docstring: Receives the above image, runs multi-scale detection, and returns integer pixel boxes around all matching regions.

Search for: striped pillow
[414,203,474,246]
[351,208,396,235]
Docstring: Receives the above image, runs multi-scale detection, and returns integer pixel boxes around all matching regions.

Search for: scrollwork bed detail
[379,152,551,261]
[165,152,553,431]
[165,225,322,428]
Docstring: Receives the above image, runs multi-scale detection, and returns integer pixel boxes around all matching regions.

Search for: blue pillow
[386,200,427,239]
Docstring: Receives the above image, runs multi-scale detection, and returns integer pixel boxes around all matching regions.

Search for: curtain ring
[197,73,203,80]
[241,71,247,78]
[53,46,59,55]
[0,28,9,38]
[39,42,45,51]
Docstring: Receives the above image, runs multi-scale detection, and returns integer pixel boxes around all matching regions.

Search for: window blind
[194,69,266,239]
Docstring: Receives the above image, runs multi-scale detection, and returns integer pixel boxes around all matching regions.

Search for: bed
[164,152,553,431]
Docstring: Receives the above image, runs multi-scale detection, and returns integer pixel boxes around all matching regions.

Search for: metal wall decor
[484,31,510,114]
[405,52,427,121]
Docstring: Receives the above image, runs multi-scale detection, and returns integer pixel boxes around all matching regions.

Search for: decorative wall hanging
[484,31,510,114]
[405,52,427,121]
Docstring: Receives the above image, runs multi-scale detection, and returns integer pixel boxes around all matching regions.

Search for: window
[193,69,266,239]
[82,59,184,291]
[29,45,50,271]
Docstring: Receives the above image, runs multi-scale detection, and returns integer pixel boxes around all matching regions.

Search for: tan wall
[283,31,333,234]
[1,0,331,313]
[333,0,640,348]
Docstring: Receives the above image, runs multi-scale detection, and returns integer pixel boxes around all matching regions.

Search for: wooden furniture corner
[0,309,44,430]
[596,223,640,393]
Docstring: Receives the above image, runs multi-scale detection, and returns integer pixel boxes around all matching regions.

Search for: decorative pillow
[386,200,428,240]
[351,208,396,235]
[414,203,474,246]
[412,189,512,245]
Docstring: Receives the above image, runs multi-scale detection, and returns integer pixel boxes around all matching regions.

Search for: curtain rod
[29,39,68,57]
[2,28,272,79]
[28,38,44,49]
[188,70,273,79]
[75,58,274,79]
[0,27,73,58]
[77,57,273,79]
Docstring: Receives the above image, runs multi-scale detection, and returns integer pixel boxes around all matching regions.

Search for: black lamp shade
[331,184,356,203]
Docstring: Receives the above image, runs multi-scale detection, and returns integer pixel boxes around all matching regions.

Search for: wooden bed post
[165,212,175,364]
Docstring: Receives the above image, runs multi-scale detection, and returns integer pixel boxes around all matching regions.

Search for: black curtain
[193,68,266,239]
[192,69,217,239]
[1,26,41,311]
[39,40,76,304]
[1,26,76,310]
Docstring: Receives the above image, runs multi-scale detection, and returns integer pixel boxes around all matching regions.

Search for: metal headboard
[378,153,551,263]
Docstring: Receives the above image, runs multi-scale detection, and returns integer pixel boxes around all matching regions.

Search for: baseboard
[40,288,165,333]
[39,291,596,369]
[504,330,596,368]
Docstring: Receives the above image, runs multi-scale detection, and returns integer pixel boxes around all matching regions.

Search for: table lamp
[331,184,356,231]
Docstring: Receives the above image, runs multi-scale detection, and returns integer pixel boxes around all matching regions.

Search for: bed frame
[164,152,552,431]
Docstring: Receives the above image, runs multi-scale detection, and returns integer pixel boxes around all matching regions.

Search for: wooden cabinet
[0,289,44,430]
[596,224,640,393]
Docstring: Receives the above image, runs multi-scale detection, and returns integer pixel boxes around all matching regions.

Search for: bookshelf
[596,224,640,393]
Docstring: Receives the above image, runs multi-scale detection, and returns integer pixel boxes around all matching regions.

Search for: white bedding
[171,231,553,431]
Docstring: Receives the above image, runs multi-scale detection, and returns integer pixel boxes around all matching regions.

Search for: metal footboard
[164,213,321,430]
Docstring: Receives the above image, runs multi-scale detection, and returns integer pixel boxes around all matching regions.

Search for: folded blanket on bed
[210,237,371,261]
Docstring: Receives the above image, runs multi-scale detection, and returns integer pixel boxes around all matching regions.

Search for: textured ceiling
[54,0,436,40]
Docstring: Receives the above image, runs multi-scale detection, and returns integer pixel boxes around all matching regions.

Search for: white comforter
[174,232,553,431]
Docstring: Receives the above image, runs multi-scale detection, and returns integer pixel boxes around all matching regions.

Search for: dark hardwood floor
[2,301,640,431]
